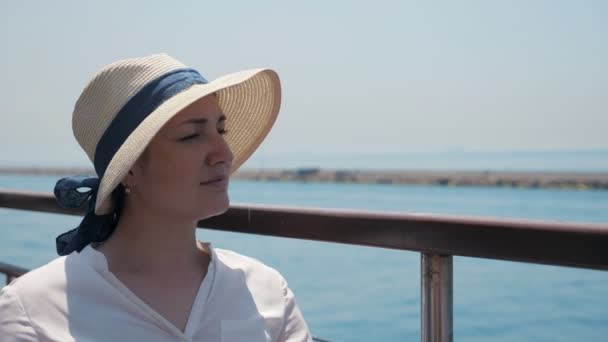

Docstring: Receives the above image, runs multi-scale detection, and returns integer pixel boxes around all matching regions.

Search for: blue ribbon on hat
[54,68,208,256]
[54,176,115,255]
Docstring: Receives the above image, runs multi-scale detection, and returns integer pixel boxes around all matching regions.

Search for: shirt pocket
[220,317,272,342]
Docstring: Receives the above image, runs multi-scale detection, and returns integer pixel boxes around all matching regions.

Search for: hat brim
[94,68,281,215]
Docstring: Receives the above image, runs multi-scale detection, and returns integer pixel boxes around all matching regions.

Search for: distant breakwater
[3,167,607,190]
[236,168,608,190]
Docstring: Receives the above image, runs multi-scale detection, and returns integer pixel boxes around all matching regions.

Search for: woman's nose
[206,134,234,167]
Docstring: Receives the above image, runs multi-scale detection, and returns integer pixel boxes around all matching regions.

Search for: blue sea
[1,174,608,342]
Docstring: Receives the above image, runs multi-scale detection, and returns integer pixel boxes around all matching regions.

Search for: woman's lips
[200,176,228,187]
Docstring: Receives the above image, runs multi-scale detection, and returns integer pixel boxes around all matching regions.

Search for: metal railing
[0,261,28,284]
[2,189,608,342]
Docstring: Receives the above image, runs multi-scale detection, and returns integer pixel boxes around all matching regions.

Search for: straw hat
[72,53,280,215]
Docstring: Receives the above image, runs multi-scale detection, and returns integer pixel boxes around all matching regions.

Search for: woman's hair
[97,184,127,242]
[111,184,127,223]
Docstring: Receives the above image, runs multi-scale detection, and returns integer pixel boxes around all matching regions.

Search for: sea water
[1,175,608,342]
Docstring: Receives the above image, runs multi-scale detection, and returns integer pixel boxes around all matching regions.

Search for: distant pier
[234,168,608,190]
[1,167,607,190]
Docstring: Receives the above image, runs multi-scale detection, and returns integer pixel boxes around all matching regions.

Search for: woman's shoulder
[0,254,75,336]
[213,248,284,279]
[2,250,94,305]
[5,255,70,294]
[212,247,290,297]
[210,248,312,341]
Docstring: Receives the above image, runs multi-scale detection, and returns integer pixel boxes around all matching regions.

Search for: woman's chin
[196,196,230,219]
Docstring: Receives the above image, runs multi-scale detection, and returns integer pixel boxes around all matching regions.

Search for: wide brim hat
[72,53,280,215]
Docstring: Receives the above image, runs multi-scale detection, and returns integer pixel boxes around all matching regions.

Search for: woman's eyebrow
[180,114,226,125]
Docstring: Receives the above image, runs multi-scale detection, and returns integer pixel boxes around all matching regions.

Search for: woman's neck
[96,205,207,275]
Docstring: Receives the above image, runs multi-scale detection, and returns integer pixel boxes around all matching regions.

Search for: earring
[123,183,132,195]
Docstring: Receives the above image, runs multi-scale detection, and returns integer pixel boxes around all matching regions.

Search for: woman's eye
[179,133,199,141]
[179,128,227,141]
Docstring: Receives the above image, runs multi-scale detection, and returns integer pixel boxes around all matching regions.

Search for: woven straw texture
[70,53,280,214]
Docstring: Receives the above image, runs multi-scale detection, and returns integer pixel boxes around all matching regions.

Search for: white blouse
[0,243,312,342]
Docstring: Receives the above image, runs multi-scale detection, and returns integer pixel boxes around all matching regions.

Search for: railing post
[421,253,453,342]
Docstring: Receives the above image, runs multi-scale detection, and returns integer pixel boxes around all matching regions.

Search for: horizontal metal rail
[2,189,608,271]
[0,262,29,284]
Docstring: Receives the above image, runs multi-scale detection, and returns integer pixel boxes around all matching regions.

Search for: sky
[0,1,606,167]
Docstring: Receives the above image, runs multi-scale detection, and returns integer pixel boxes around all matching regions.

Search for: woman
[0,53,312,341]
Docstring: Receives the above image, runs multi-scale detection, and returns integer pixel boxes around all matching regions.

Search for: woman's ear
[123,152,147,188]
[122,169,136,188]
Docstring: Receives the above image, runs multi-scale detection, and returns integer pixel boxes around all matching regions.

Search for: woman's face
[125,94,234,221]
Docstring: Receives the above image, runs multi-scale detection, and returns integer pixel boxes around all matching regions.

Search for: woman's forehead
[168,94,224,126]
